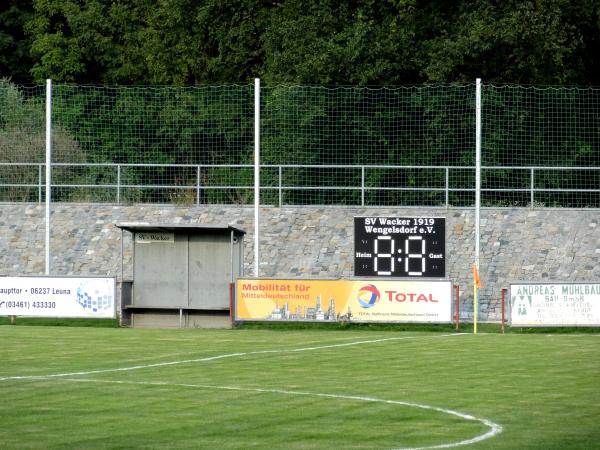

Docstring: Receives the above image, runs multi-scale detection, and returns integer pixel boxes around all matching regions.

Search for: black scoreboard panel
[354,217,445,277]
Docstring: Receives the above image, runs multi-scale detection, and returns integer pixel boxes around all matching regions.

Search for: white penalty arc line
[1,333,502,448]
[46,377,503,450]
[0,333,467,381]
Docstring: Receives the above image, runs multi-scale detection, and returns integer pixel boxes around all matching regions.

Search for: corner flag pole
[473,280,478,334]
[473,263,481,334]
[474,78,482,334]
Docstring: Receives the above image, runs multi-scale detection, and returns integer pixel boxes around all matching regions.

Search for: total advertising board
[235,279,452,323]
[511,283,600,326]
[0,277,116,319]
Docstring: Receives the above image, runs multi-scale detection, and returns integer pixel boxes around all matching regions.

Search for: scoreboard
[354,216,445,277]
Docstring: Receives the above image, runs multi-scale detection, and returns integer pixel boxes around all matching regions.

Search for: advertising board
[510,283,600,326]
[235,279,452,323]
[0,277,116,319]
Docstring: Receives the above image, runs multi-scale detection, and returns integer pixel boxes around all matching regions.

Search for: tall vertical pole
[474,78,482,334]
[45,79,52,275]
[254,78,260,277]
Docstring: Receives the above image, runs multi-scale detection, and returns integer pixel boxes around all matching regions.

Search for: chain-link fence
[1,80,599,207]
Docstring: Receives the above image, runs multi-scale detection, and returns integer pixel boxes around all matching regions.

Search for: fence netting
[0,82,46,202]
[261,84,474,206]
[482,85,600,207]
[1,80,599,207]
[51,84,255,204]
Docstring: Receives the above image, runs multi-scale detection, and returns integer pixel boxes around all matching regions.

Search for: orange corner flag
[472,263,482,289]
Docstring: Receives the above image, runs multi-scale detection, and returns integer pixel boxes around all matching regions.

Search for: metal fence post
[45,79,52,275]
[117,164,121,204]
[445,167,449,208]
[361,166,365,207]
[196,165,201,206]
[254,78,260,277]
[530,167,535,208]
[278,166,282,207]
[38,164,43,203]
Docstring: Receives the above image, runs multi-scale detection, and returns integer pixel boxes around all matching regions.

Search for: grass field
[1,326,599,449]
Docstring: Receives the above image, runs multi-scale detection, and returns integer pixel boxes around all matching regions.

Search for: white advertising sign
[510,283,600,326]
[0,277,115,319]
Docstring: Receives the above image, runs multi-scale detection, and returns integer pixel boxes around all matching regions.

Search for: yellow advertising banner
[235,279,452,323]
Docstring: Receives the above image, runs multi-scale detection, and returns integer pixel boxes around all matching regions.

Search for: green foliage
[26,0,152,83]
[0,1,34,84]
[0,79,86,201]
[48,83,256,203]
[141,0,270,84]
[260,83,475,206]
[261,0,419,84]
[418,0,590,84]
[1,1,598,206]
[1,0,596,85]
[2,78,598,207]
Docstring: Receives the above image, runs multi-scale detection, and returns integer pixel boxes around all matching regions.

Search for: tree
[20,0,600,85]
[0,1,34,83]
[261,0,419,84]
[27,0,152,83]
[26,0,271,85]
[417,0,600,84]
[140,0,271,84]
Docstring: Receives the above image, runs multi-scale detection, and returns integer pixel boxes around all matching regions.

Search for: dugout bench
[116,224,245,328]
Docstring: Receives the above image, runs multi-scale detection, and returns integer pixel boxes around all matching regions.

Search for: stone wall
[1,203,599,321]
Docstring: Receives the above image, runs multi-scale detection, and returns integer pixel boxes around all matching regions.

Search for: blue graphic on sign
[76,283,112,314]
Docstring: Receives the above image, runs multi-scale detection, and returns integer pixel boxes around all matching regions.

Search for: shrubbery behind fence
[1,80,599,207]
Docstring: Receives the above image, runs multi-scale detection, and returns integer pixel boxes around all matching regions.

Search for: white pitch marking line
[0,333,467,382]
[43,377,503,450]
[0,333,501,448]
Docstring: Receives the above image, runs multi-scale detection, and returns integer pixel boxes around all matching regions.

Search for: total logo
[357,284,381,309]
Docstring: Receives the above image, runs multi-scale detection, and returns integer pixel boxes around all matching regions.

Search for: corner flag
[472,263,481,289]
[472,263,481,334]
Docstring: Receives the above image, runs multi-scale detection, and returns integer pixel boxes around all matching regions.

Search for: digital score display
[354,216,445,277]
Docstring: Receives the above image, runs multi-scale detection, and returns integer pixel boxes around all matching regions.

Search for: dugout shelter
[116,223,245,328]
